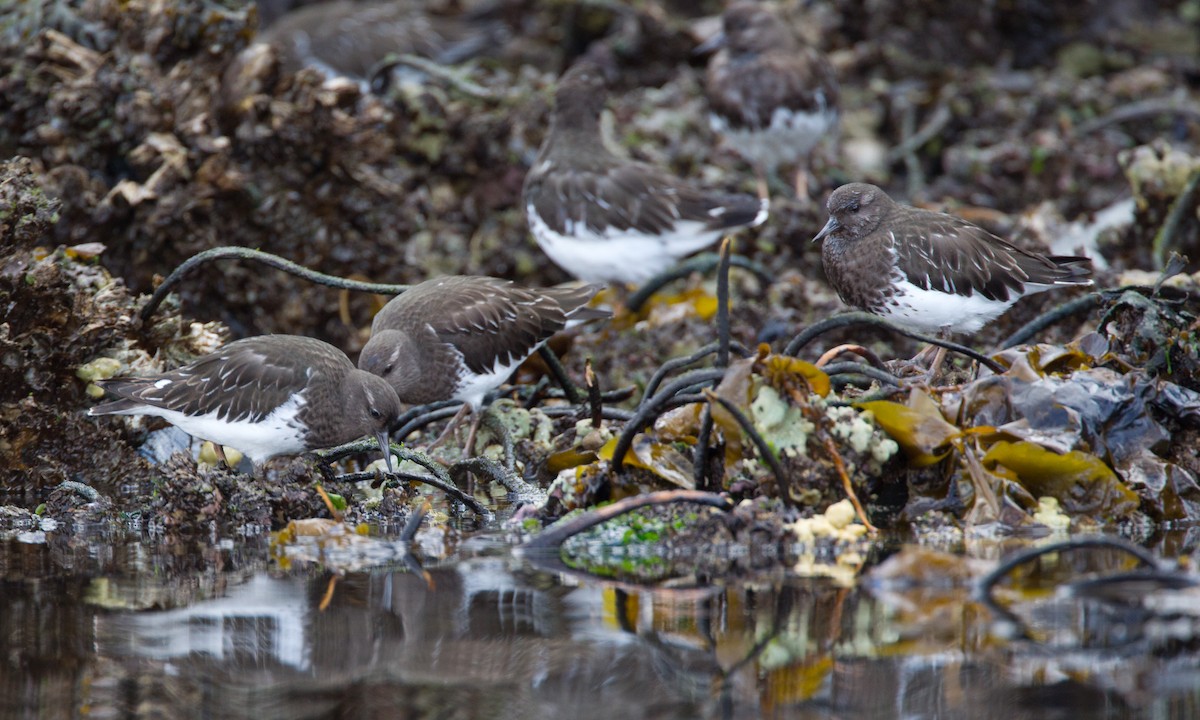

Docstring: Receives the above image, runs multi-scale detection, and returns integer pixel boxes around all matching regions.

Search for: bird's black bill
[812,216,839,243]
[377,431,394,473]
[693,30,727,56]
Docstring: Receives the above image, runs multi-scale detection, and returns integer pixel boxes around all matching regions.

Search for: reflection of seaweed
[974,535,1183,642]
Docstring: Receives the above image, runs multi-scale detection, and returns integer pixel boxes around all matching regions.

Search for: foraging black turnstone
[258,0,508,86]
[813,183,1094,335]
[522,58,767,285]
[89,335,401,469]
[702,1,839,197]
[358,276,609,446]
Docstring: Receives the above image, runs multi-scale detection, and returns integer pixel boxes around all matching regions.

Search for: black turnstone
[358,275,609,447]
[258,0,509,87]
[522,58,767,285]
[813,183,1094,335]
[702,1,839,198]
[89,335,401,470]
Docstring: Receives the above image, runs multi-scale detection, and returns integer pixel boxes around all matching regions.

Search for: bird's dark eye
[384,364,394,375]
[370,408,382,420]
[848,201,860,213]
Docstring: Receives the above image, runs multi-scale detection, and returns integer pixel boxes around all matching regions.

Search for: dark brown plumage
[259,0,508,83]
[523,58,766,284]
[813,183,1093,334]
[89,335,401,467]
[357,276,609,408]
[702,2,839,190]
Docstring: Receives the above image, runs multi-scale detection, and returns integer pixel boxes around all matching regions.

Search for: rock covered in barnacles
[0,157,229,491]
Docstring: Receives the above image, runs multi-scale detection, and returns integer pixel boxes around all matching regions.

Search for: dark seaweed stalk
[394,406,464,444]
[704,391,791,505]
[540,405,634,421]
[1001,263,1192,349]
[610,368,728,473]
[449,456,545,507]
[336,470,489,517]
[693,404,716,490]
[319,437,490,516]
[520,490,733,551]
[819,361,903,388]
[140,246,408,321]
[641,341,750,405]
[625,252,773,314]
[479,409,515,473]
[536,345,583,404]
[784,311,1006,374]
[999,292,1106,349]
[393,399,463,434]
[716,237,732,368]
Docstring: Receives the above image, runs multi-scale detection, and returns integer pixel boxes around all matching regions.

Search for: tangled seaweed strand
[540,384,636,403]
[693,404,716,490]
[784,311,1006,374]
[317,437,489,517]
[449,456,546,509]
[625,252,773,314]
[393,399,463,434]
[816,343,888,370]
[541,405,633,421]
[999,293,1106,349]
[973,536,1172,640]
[394,406,464,444]
[519,490,733,551]
[642,341,750,405]
[716,237,733,368]
[140,246,409,322]
[704,391,791,504]
[1001,263,1191,349]
[819,361,903,389]
[536,345,584,404]
[1154,174,1200,269]
[479,409,515,473]
[610,368,729,474]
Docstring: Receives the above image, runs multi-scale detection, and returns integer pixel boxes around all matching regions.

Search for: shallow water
[4,525,1200,720]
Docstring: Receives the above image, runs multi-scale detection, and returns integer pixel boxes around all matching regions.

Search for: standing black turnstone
[702,2,839,199]
[522,58,767,285]
[358,276,609,448]
[89,335,401,470]
[813,183,1094,335]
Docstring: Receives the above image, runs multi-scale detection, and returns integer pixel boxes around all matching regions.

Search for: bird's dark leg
[463,409,485,457]
[427,403,472,450]
[914,327,952,383]
[793,167,811,204]
[213,444,230,468]
[753,165,770,204]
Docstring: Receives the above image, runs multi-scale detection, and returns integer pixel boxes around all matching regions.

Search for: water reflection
[3,534,1200,719]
